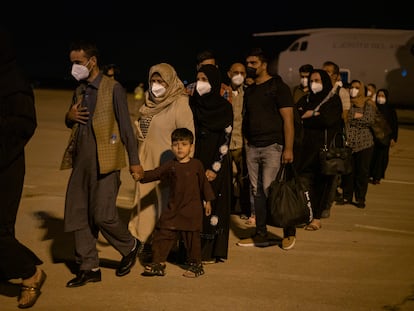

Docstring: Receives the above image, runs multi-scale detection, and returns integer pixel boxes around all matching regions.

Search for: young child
[140,128,215,278]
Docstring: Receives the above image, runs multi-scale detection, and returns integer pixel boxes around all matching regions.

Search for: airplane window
[300,41,308,51]
[289,42,300,51]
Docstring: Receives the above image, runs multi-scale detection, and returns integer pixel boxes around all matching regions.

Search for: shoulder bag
[319,129,353,175]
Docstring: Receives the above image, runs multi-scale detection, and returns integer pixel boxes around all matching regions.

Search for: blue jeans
[245,143,283,236]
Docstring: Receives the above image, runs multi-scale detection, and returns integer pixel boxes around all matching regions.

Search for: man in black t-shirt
[237,48,297,250]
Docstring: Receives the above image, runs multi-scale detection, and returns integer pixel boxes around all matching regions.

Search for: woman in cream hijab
[128,63,195,251]
[341,79,376,209]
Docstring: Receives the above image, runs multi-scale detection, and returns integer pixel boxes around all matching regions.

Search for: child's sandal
[183,263,205,278]
[142,263,166,277]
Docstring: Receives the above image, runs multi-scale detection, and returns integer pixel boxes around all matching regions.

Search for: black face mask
[246,66,258,79]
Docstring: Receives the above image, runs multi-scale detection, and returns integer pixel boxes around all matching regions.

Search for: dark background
[3,2,414,92]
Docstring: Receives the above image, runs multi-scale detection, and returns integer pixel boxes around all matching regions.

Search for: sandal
[18,269,47,309]
[304,221,322,231]
[142,263,166,277]
[183,263,205,278]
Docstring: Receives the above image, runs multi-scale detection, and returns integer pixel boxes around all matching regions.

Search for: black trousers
[0,153,42,280]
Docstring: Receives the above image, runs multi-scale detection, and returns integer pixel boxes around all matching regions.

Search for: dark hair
[245,47,270,63]
[69,40,100,60]
[196,49,216,65]
[171,128,194,144]
[322,61,339,75]
[102,63,120,77]
[299,64,314,73]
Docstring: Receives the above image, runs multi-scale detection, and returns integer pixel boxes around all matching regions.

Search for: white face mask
[300,77,308,88]
[196,80,212,96]
[367,90,372,97]
[349,88,359,98]
[71,60,90,81]
[151,82,166,97]
[231,74,244,86]
[377,97,386,105]
[310,82,323,94]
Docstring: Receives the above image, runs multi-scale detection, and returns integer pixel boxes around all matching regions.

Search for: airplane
[252,28,414,108]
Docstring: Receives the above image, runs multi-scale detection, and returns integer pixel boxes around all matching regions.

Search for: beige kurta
[128,94,195,242]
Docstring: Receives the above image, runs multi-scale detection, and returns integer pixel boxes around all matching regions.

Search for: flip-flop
[304,223,321,231]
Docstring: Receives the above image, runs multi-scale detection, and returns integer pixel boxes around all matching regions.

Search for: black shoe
[116,239,141,277]
[356,201,366,208]
[321,208,330,218]
[66,269,101,288]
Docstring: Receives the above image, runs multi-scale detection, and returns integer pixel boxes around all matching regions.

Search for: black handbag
[319,130,353,175]
[267,163,313,228]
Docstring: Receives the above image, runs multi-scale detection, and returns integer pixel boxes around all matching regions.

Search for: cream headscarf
[350,80,375,108]
[139,63,186,117]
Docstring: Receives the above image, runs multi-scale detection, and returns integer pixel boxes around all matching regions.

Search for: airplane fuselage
[255,28,414,108]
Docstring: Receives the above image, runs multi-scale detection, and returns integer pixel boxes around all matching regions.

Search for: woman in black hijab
[296,69,343,231]
[190,64,233,263]
[0,29,46,309]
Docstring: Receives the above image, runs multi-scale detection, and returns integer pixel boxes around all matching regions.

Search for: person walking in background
[186,49,231,102]
[366,83,377,102]
[292,64,314,104]
[189,64,233,263]
[296,69,343,231]
[341,79,376,208]
[321,60,350,217]
[102,63,121,80]
[322,61,350,121]
[0,28,47,309]
[61,40,144,287]
[370,88,399,184]
[128,63,195,256]
[236,48,297,250]
[226,62,253,222]
[140,128,215,278]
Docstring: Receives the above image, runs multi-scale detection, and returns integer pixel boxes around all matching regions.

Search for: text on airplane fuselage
[332,41,402,49]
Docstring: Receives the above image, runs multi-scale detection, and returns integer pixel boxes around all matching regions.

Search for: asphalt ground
[1,89,414,311]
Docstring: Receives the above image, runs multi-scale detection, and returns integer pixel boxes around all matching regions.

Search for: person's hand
[205,169,217,182]
[67,101,89,124]
[204,201,212,216]
[282,149,294,164]
[302,110,319,119]
[130,164,144,181]
[354,112,363,119]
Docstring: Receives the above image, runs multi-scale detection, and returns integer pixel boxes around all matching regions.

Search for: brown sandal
[18,270,47,309]
[183,263,205,278]
[304,222,321,231]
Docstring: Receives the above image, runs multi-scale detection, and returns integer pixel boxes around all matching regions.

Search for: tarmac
[1,89,414,311]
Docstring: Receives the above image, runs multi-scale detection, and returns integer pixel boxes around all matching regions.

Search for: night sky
[3,2,413,92]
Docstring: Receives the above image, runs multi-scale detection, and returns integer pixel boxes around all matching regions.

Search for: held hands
[130,164,144,182]
[67,101,90,125]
